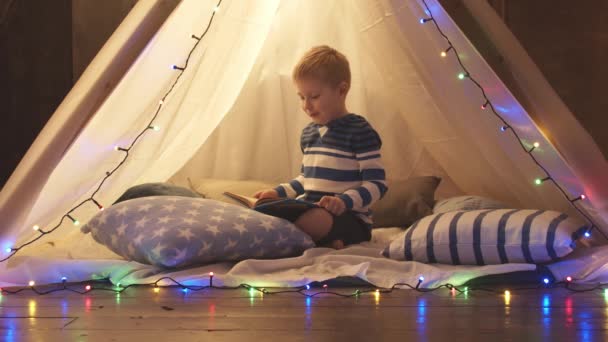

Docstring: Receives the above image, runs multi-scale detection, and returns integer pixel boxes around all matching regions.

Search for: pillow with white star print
[81,196,315,268]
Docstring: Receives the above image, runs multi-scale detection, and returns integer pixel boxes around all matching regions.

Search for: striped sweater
[274,113,388,226]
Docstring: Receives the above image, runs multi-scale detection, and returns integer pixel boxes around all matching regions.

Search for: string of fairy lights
[418,0,605,240]
[2,273,608,299]
[1,0,607,299]
[1,0,223,263]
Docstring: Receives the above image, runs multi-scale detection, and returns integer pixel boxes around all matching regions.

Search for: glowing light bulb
[500,125,508,132]
[566,276,572,282]
[533,142,540,148]
[159,99,164,105]
[584,231,591,238]
[33,225,40,231]
[92,199,104,211]
[209,272,214,277]
[543,278,549,284]
[182,288,189,293]
[214,5,220,12]
[419,276,425,282]
[440,51,447,57]
[5,247,11,253]
[419,18,432,24]
[149,125,160,131]
[375,289,380,293]
[458,73,466,80]
[85,285,91,291]
[581,194,586,200]
[305,285,310,290]
[504,290,510,296]
[323,284,328,289]
[29,281,35,287]
[154,287,160,293]
[61,277,67,282]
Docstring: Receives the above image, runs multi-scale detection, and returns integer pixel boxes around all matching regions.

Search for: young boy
[254,45,388,249]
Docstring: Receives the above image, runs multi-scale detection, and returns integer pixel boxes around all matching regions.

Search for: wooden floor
[1,284,607,341]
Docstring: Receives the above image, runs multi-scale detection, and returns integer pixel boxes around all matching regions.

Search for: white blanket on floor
[1,229,606,288]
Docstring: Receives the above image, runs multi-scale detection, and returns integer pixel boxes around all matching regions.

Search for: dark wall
[440,0,608,160]
[72,0,137,82]
[0,0,72,189]
[505,0,608,159]
[0,0,136,190]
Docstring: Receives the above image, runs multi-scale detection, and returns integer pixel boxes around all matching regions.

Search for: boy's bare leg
[294,208,344,249]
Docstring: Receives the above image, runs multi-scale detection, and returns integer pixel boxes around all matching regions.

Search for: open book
[223,191,318,218]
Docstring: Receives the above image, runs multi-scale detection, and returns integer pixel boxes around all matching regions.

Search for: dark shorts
[315,211,372,246]
[262,205,371,246]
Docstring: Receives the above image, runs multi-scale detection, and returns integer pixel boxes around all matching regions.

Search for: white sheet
[7,228,606,289]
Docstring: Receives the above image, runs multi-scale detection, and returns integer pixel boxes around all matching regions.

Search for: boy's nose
[303,101,313,112]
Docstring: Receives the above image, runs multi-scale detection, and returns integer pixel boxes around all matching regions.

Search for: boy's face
[295,77,348,125]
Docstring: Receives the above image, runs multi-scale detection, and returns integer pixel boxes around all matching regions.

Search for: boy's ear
[339,81,350,96]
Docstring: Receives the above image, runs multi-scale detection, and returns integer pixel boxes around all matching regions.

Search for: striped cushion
[382,209,588,265]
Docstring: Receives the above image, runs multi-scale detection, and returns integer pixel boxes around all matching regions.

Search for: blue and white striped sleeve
[274,165,306,198]
[337,125,388,211]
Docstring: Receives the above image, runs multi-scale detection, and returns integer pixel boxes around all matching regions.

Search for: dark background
[1,0,606,190]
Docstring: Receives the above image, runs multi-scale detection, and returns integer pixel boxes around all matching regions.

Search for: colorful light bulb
[92,199,104,211]
[28,281,35,287]
[543,278,549,284]
[566,276,572,282]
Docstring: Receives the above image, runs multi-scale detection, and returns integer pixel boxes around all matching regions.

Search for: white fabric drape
[1,0,606,286]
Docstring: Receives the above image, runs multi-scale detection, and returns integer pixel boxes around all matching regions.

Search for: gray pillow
[113,182,203,205]
[82,196,315,268]
[371,176,441,228]
[433,195,508,214]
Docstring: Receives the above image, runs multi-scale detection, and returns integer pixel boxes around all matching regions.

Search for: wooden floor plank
[1,287,607,341]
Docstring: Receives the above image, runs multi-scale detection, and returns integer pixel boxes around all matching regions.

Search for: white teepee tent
[1,0,607,287]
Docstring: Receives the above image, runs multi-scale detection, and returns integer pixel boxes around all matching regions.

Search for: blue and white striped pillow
[382,209,588,265]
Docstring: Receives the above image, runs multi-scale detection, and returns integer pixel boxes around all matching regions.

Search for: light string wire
[1,275,605,297]
[419,0,607,240]
[1,0,224,263]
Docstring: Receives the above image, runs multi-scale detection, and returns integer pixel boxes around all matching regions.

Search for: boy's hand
[253,189,279,199]
[317,196,346,216]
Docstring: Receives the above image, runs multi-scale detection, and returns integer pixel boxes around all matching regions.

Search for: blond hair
[292,45,351,88]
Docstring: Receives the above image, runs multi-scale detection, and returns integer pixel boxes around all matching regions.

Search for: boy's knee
[295,208,333,241]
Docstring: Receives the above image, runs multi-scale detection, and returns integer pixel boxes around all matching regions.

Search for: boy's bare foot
[325,240,344,250]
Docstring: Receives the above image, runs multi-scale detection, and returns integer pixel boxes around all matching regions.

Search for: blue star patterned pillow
[81,196,315,268]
